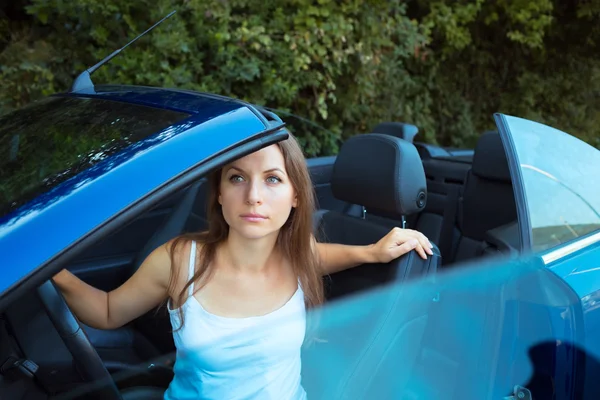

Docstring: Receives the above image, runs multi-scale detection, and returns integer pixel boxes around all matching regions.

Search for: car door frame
[494,112,595,398]
[493,113,533,254]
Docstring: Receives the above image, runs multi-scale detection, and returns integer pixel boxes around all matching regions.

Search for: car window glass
[301,255,584,399]
[501,115,600,252]
[0,96,190,218]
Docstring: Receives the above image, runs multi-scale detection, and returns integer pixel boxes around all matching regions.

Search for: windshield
[500,115,600,252]
[0,95,190,219]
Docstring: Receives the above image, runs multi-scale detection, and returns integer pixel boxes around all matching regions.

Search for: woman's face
[218,144,297,240]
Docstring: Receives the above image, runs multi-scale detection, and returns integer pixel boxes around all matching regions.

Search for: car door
[495,113,600,399]
[301,252,586,400]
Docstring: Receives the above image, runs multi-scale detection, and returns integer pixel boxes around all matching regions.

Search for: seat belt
[438,186,460,265]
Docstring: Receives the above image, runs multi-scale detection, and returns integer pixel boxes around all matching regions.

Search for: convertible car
[1,82,600,400]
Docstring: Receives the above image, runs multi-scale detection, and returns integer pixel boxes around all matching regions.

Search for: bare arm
[315,227,433,275]
[315,242,377,275]
[52,242,173,330]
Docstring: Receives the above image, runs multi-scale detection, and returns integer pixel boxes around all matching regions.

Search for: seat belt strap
[439,186,460,265]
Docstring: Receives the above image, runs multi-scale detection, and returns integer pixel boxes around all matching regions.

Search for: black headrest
[372,122,419,143]
[331,134,427,216]
[472,131,511,182]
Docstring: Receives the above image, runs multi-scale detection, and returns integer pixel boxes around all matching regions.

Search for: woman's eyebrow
[264,168,286,174]
[228,166,286,175]
[227,165,244,173]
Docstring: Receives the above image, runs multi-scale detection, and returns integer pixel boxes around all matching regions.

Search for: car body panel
[0,90,274,297]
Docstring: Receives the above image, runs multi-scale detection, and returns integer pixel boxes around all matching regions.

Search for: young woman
[52,134,433,400]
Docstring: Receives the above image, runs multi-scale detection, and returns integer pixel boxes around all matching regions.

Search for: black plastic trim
[493,113,532,253]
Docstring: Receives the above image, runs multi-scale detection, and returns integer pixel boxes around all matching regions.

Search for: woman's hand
[369,227,434,262]
[314,228,434,275]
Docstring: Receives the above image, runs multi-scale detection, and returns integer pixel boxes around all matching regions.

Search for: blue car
[1,82,599,400]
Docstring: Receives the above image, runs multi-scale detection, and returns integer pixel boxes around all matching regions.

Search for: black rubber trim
[493,113,532,253]
[0,126,289,312]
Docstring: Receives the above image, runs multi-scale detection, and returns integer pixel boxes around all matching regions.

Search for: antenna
[70,10,177,93]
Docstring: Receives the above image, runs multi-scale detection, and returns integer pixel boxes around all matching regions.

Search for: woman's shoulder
[164,235,205,264]
[163,235,207,290]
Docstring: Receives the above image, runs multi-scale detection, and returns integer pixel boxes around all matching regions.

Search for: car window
[0,95,190,219]
[500,115,600,252]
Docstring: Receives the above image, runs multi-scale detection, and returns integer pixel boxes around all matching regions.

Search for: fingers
[415,242,428,260]
[391,228,433,259]
[391,239,420,259]
[418,234,434,256]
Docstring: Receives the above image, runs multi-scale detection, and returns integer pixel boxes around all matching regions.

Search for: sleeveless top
[163,241,308,400]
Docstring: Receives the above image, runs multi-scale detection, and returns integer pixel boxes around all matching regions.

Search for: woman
[53,134,433,399]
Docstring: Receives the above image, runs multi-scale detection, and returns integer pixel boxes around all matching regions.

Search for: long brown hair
[167,133,324,330]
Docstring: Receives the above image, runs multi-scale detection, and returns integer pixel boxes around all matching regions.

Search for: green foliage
[1,0,429,156]
[407,0,600,147]
[0,0,599,154]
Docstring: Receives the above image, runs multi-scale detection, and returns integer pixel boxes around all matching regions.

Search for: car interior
[0,125,529,399]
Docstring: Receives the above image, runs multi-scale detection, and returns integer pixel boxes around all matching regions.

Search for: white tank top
[163,241,307,400]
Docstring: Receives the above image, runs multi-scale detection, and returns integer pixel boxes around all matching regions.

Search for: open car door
[301,253,586,400]
[495,113,600,399]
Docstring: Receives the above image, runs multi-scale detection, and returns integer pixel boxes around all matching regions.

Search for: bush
[1,0,599,153]
[0,0,431,156]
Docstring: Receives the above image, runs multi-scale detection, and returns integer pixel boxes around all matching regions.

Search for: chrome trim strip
[542,230,600,265]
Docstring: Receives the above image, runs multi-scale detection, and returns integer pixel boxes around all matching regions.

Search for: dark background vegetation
[1,0,599,156]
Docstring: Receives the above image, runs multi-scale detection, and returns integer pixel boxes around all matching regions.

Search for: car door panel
[544,238,600,399]
[419,258,583,400]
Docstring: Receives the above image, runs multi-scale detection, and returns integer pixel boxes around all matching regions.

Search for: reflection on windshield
[520,165,600,252]
[0,96,190,219]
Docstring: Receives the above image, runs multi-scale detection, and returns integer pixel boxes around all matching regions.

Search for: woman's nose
[245,180,263,205]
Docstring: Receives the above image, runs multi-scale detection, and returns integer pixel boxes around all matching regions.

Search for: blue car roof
[0,85,283,296]
[72,84,253,115]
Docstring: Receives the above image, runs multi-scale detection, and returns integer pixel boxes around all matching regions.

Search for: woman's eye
[266,176,282,184]
[229,175,244,183]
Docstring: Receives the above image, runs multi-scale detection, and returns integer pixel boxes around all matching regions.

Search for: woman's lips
[240,213,267,222]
